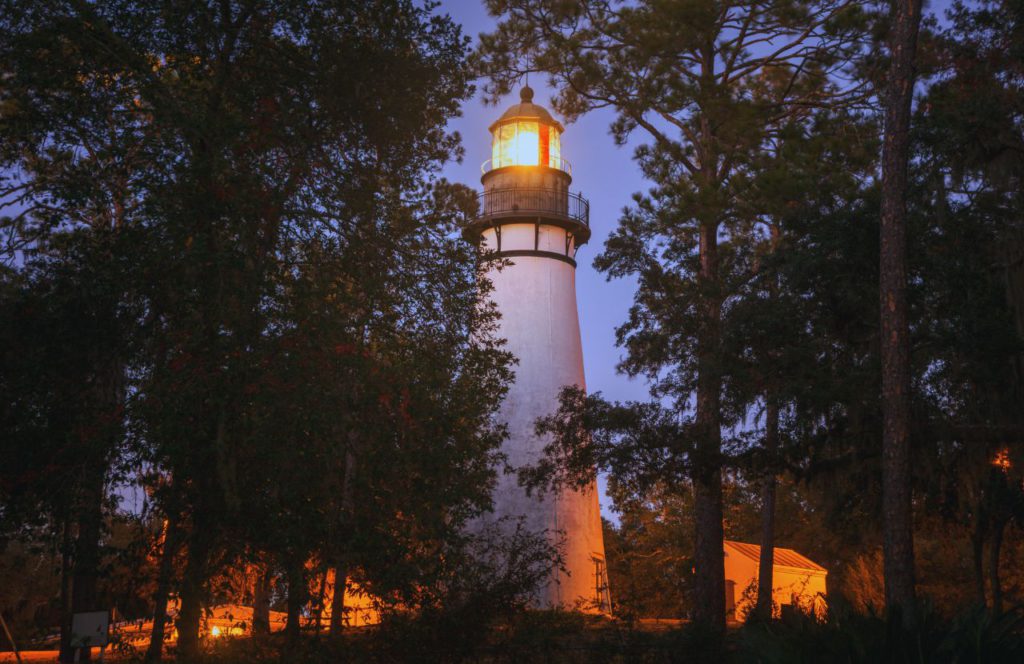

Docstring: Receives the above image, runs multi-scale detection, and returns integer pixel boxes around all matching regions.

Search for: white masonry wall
[479,223,608,611]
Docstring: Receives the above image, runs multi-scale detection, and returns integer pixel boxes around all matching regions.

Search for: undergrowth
[146,602,1024,664]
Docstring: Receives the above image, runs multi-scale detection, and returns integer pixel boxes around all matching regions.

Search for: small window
[491,121,541,168]
[548,127,561,168]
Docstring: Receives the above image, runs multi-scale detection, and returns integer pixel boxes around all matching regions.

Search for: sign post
[70,611,110,662]
[0,612,21,663]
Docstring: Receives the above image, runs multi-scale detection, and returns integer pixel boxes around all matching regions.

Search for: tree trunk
[57,514,74,661]
[990,518,1006,615]
[58,461,106,663]
[284,558,308,646]
[144,514,180,663]
[691,221,725,632]
[754,399,780,622]
[971,519,986,608]
[879,0,923,628]
[252,565,272,635]
[175,519,211,659]
[312,567,328,638]
[329,564,346,635]
[329,445,357,635]
[59,351,123,664]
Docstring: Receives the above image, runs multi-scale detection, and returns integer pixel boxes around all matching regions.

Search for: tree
[479,0,865,630]
[725,107,878,620]
[3,0,517,659]
[878,0,924,624]
[0,192,140,664]
[908,0,1024,615]
[601,487,693,619]
[0,0,157,654]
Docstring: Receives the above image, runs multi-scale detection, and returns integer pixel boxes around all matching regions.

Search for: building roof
[724,540,827,573]
[489,86,564,133]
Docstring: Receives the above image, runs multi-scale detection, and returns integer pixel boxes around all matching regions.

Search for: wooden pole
[0,611,22,664]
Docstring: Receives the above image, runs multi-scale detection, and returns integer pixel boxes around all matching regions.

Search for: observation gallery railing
[476,187,590,227]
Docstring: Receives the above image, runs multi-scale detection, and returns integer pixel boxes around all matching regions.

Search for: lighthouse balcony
[467,187,591,247]
[473,186,589,231]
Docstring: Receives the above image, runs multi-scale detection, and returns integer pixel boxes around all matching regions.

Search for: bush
[737,599,1024,663]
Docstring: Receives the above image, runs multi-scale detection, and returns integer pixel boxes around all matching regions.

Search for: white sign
[70,611,109,648]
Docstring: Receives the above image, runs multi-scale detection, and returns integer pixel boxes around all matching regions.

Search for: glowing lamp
[487,86,565,172]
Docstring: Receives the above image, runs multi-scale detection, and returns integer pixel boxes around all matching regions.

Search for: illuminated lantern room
[487,86,566,172]
[470,86,590,251]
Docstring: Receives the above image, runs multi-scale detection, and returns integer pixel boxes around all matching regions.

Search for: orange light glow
[210,626,222,637]
[491,121,561,169]
[993,448,1011,471]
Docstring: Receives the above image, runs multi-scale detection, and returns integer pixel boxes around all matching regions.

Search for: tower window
[491,121,562,169]
[548,126,561,167]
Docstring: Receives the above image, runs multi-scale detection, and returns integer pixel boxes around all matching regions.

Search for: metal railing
[481,156,573,176]
[476,187,589,227]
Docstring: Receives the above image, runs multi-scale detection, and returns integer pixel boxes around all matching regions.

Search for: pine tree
[479,0,865,631]
[878,0,923,624]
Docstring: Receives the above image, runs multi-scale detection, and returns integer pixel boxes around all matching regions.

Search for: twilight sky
[437,0,653,408]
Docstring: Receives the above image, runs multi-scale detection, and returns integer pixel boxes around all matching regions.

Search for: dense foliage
[1,0,1024,662]
[0,0,541,661]
[484,0,1024,642]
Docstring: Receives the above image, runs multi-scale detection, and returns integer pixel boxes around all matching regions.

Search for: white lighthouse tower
[466,87,610,612]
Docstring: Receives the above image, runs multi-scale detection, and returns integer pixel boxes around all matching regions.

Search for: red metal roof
[724,540,827,573]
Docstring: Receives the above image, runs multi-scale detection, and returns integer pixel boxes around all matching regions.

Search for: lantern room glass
[492,120,562,169]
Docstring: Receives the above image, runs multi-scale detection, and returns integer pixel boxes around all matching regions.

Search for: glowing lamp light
[492,120,561,168]
[511,121,539,166]
[488,87,564,171]
[210,626,222,637]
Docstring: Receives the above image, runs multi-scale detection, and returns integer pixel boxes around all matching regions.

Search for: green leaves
[1,0,518,644]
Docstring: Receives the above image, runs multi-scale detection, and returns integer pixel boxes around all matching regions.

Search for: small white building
[723,540,828,621]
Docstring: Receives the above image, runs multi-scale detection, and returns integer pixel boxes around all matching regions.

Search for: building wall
[475,225,608,612]
[482,164,570,192]
[480,223,577,257]
[723,545,827,621]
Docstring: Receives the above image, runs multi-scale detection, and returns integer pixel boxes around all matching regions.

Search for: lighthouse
[465,87,610,612]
